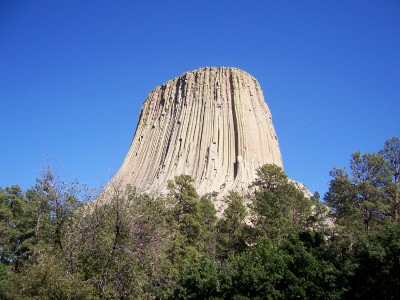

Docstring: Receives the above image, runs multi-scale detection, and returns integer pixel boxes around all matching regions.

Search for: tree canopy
[0,137,399,299]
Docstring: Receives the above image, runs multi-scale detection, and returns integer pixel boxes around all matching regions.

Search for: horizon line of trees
[0,137,399,299]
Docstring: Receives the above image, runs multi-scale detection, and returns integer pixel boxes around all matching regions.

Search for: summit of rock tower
[111,67,285,211]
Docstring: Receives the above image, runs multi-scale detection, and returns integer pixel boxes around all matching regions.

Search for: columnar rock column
[112,67,283,208]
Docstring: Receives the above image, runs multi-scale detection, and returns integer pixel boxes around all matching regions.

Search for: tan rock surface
[111,67,283,210]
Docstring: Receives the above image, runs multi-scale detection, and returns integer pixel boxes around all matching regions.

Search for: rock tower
[112,67,283,207]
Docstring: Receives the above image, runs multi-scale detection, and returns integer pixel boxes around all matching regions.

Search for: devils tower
[112,67,283,207]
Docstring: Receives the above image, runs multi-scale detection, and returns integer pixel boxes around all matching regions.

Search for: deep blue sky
[1,0,399,197]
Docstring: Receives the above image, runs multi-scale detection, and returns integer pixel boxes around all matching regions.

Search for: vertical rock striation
[112,67,283,208]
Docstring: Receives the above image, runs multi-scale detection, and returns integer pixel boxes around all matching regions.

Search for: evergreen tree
[65,184,168,299]
[3,138,399,299]
[250,164,311,241]
[379,137,400,222]
[217,191,248,257]
[198,194,218,257]
[325,152,392,236]
[0,185,31,270]
[344,222,400,299]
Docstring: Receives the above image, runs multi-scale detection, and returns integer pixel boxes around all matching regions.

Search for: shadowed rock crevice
[229,72,240,179]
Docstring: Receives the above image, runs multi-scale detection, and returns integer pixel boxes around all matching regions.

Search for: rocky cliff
[111,67,284,209]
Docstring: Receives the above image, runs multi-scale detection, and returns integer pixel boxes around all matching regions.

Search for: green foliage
[223,238,287,299]
[66,185,168,299]
[166,175,217,261]
[280,232,342,300]
[198,194,218,256]
[308,192,330,234]
[167,256,221,300]
[217,191,248,257]
[219,232,342,300]
[167,175,202,245]
[379,137,400,222]
[2,137,399,299]
[380,137,400,180]
[344,222,400,299]
[0,185,33,270]
[0,262,10,299]
[324,137,400,299]
[250,164,312,240]
[7,252,96,300]
[326,148,395,236]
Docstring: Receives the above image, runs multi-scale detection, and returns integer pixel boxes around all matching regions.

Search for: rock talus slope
[112,67,283,202]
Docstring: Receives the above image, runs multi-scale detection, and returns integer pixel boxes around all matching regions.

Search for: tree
[325,152,392,235]
[167,175,202,246]
[0,185,30,270]
[222,238,287,299]
[379,137,400,222]
[279,232,342,300]
[250,164,311,240]
[308,191,331,234]
[217,191,248,257]
[163,175,219,297]
[24,167,82,266]
[64,183,168,299]
[167,256,221,300]
[343,222,400,299]
[0,262,10,298]
[198,194,218,257]
[165,174,201,272]
[7,252,96,300]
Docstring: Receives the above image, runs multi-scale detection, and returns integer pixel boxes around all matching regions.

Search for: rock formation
[111,67,283,210]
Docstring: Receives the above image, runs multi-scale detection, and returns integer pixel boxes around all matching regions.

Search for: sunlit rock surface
[111,67,284,210]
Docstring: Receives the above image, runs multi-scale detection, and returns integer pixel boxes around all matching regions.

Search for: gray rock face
[112,67,283,207]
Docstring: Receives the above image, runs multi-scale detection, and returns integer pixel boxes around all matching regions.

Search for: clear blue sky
[1,0,399,198]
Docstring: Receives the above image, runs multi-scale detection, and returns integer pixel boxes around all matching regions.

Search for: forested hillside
[1,137,399,299]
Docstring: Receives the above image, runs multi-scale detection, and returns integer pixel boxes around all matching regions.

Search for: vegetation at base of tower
[249,164,312,241]
[0,137,399,299]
